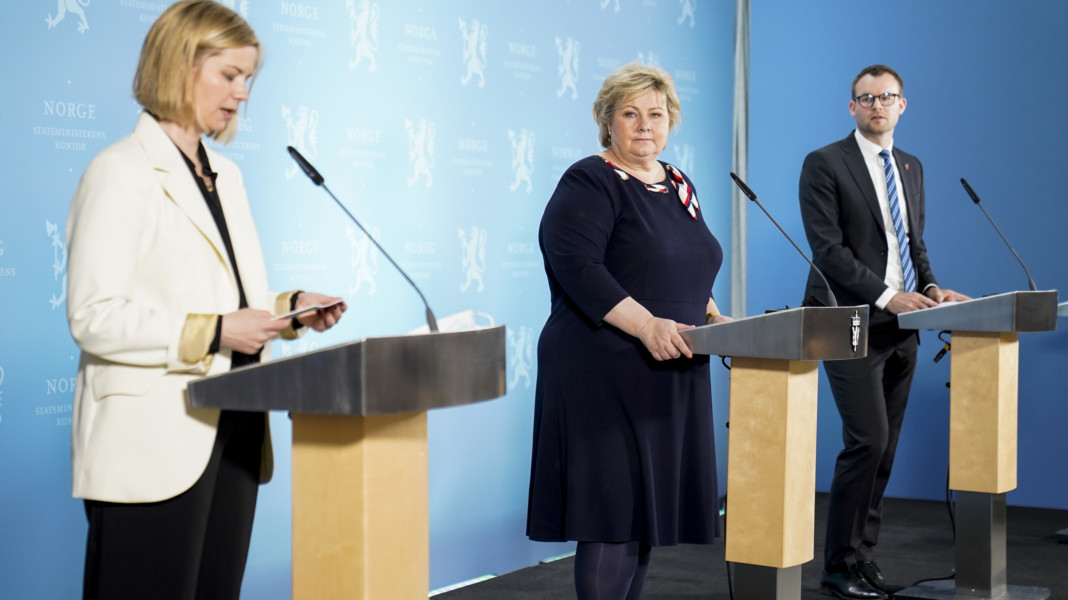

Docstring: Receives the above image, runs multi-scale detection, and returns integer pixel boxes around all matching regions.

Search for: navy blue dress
[527,155,723,545]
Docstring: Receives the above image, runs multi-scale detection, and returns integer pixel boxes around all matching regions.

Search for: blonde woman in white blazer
[65,3,346,598]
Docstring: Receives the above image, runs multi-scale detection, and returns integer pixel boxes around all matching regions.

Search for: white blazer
[67,112,275,503]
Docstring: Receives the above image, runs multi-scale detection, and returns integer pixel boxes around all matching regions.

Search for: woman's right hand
[220,308,290,354]
[636,316,694,361]
[604,297,695,361]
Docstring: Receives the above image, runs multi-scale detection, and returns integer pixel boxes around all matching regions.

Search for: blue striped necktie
[879,149,917,293]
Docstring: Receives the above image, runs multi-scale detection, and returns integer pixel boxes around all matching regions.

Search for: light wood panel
[949,332,1018,494]
[725,357,819,568]
[292,412,429,600]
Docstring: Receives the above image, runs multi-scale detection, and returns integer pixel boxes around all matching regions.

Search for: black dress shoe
[856,560,905,594]
[820,569,888,600]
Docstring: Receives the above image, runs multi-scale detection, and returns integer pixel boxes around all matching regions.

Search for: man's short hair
[851,64,904,99]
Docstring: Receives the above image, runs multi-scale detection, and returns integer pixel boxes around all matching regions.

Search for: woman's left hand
[294,292,347,332]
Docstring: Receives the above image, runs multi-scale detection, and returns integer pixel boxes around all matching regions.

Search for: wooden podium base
[725,358,818,569]
[949,332,1018,494]
[291,412,429,600]
[725,358,818,600]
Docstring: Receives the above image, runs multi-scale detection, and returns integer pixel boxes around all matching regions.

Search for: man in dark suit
[799,64,968,600]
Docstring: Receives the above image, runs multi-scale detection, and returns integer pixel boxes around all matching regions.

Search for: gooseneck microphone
[729,172,838,307]
[960,178,1037,291]
[287,146,439,332]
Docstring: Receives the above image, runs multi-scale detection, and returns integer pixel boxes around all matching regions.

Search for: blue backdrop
[5,1,1065,598]
[0,1,734,597]
[747,0,1068,510]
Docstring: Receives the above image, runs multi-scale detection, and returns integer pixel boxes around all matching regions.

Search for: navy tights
[574,541,652,600]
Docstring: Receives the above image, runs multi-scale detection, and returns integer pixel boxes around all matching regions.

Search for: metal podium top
[896,290,1058,333]
[186,325,507,417]
[679,305,869,361]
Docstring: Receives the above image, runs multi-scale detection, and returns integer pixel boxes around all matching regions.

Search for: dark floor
[436,494,1068,599]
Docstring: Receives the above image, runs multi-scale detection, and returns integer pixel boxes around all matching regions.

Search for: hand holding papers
[275,293,347,333]
[274,300,343,321]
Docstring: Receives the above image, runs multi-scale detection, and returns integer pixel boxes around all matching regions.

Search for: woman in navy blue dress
[527,62,729,599]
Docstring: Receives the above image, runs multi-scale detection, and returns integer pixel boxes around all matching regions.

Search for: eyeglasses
[854,93,901,108]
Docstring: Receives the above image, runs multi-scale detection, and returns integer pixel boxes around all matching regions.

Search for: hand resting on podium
[886,286,970,315]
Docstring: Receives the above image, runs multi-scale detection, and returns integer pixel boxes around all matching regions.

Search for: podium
[681,306,869,600]
[186,326,507,600]
[896,291,1057,600]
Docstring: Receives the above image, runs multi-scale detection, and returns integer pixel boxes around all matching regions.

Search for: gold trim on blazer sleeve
[277,291,307,340]
[179,313,219,366]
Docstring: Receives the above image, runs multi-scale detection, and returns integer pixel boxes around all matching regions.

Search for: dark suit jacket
[799,132,937,329]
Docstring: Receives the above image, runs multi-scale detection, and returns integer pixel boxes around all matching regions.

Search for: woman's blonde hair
[133,0,260,143]
[592,61,681,148]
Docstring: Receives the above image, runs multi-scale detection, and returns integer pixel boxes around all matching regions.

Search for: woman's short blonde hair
[133,0,260,143]
[592,61,681,148]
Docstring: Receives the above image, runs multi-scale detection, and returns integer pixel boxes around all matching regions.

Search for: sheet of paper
[274,300,342,320]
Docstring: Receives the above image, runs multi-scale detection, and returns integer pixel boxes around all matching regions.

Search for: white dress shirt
[853,129,913,309]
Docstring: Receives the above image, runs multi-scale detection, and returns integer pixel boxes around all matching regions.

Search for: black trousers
[822,329,918,572]
[82,410,265,600]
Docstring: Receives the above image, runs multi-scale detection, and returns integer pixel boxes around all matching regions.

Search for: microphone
[288,145,324,185]
[960,178,1037,291]
[729,172,838,307]
[287,146,439,332]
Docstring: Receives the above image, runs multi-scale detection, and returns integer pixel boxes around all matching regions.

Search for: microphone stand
[729,172,838,307]
[287,146,439,332]
[960,178,1037,291]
